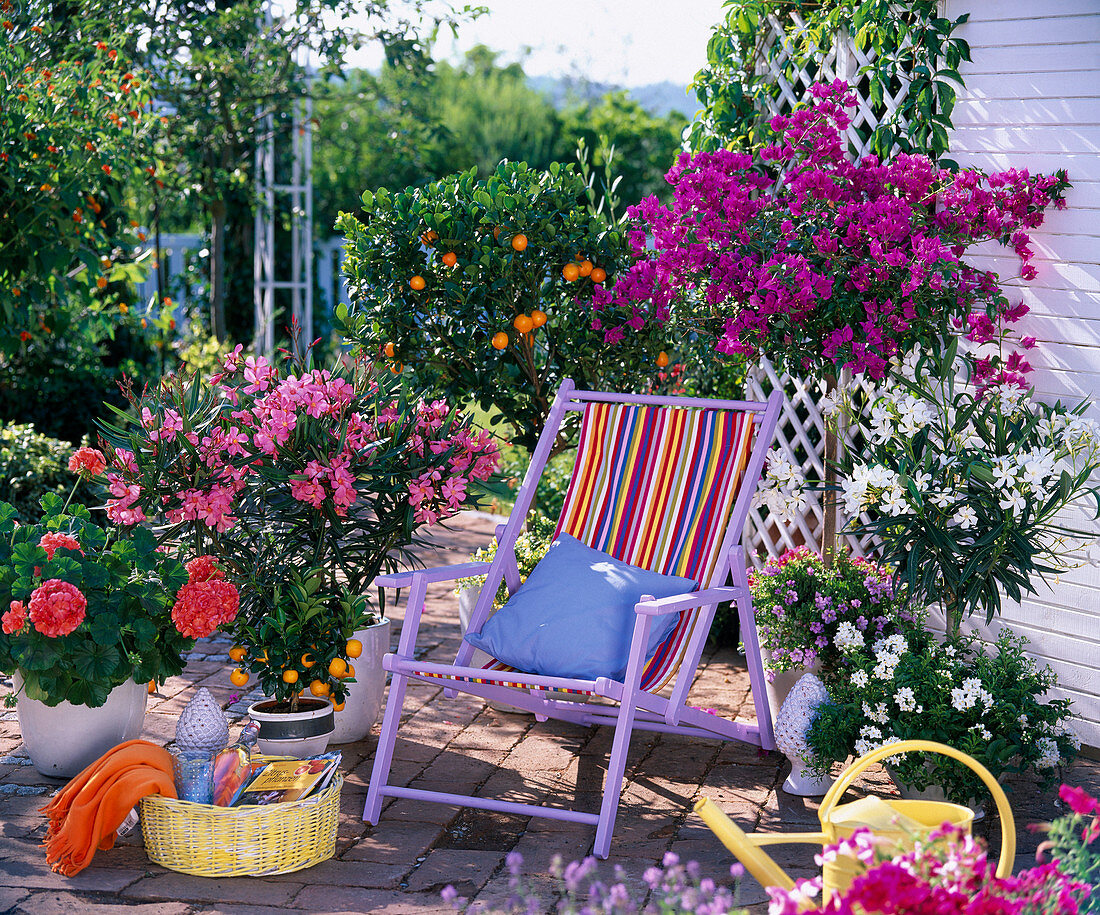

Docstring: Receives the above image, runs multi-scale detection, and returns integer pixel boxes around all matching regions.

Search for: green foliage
[0,497,192,707]
[0,424,101,522]
[0,13,159,357]
[561,91,686,208]
[337,161,667,452]
[839,343,1100,635]
[688,0,971,161]
[806,625,1078,806]
[455,516,556,606]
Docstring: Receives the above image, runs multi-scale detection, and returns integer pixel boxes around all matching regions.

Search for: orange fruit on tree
[579,260,593,277]
[409,275,426,290]
[331,698,346,712]
[441,251,458,267]
[346,639,363,659]
[531,309,547,328]
[301,653,315,668]
[383,342,395,358]
[491,331,509,350]
[513,314,533,334]
[309,680,330,697]
[229,646,246,662]
[420,229,438,245]
[510,234,528,251]
[282,669,299,684]
[656,351,670,368]
[344,664,356,680]
[96,275,108,289]
[390,362,403,374]
[328,657,348,678]
[230,669,249,687]
[590,267,607,283]
[562,263,580,281]
[493,226,501,240]
[147,680,156,694]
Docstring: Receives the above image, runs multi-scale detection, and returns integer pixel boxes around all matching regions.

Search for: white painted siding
[943,0,1100,748]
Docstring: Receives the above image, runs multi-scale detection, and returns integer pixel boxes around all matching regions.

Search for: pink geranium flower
[28,580,87,637]
[2,600,26,634]
[39,532,82,561]
[67,447,106,477]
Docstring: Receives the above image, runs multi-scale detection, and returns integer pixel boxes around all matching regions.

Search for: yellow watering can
[695,740,1015,898]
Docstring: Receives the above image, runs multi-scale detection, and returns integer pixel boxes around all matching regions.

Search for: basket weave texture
[140,756,342,877]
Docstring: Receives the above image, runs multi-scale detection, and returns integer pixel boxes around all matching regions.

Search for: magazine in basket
[230,752,341,806]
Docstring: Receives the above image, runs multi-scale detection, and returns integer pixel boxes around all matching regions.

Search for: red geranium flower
[68,446,106,477]
[28,580,87,637]
[171,578,239,639]
[39,532,82,561]
[185,555,225,583]
[2,600,26,634]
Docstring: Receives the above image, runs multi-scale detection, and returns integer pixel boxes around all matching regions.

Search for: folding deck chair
[365,379,784,857]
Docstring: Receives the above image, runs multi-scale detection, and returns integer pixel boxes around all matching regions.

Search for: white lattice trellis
[756,11,912,160]
[739,13,912,565]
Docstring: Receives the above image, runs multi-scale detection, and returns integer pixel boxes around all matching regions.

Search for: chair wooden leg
[364,669,409,824]
[592,696,638,859]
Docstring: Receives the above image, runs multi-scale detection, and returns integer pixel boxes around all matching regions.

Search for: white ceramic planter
[249,698,334,758]
[14,672,147,778]
[329,617,391,744]
[762,651,821,731]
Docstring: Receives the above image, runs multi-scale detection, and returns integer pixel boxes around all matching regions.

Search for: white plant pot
[783,760,835,796]
[14,672,147,778]
[249,698,334,758]
[458,589,496,670]
[886,763,985,821]
[329,617,391,744]
[762,651,821,730]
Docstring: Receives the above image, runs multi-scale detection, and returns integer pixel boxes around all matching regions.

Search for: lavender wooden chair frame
[364,379,783,858]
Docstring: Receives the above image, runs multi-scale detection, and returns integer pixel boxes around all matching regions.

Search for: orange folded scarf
[40,739,177,876]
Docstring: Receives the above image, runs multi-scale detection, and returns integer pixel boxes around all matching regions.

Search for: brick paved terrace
[1,511,1097,914]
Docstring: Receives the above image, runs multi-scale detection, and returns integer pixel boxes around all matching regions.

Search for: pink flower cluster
[605,81,1069,379]
[2,600,26,635]
[39,532,82,561]
[104,353,499,535]
[171,557,238,639]
[27,579,87,638]
[67,447,106,477]
[768,825,1091,915]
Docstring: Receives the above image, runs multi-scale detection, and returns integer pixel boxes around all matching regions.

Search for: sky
[344,0,729,88]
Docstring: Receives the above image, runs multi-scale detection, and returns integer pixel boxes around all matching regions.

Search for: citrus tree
[337,161,669,452]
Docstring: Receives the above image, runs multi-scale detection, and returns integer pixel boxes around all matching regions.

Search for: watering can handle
[818,739,1015,878]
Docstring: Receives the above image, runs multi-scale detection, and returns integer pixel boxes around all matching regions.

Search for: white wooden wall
[944,0,1100,749]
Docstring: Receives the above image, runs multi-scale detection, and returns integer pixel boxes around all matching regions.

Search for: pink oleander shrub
[768,824,1092,915]
[597,80,1069,382]
[97,346,499,704]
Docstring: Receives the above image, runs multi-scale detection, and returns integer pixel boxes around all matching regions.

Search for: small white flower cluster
[971,722,993,741]
[834,620,865,653]
[854,723,890,757]
[862,700,890,724]
[841,464,905,517]
[949,676,994,712]
[893,686,922,713]
[871,633,906,681]
[754,447,807,522]
[1034,736,1061,770]
[869,391,938,443]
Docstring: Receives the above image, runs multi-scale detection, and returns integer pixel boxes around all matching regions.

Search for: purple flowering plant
[748,546,906,687]
[768,823,1091,915]
[594,80,1069,382]
[442,851,747,914]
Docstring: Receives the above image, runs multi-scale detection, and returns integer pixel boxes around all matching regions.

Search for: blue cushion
[463,533,697,680]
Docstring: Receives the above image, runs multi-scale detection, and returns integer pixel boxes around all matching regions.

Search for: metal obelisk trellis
[253,52,314,358]
[739,11,911,567]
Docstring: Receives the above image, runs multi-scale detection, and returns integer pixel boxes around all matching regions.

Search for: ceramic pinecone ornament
[774,672,834,796]
[175,687,230,754]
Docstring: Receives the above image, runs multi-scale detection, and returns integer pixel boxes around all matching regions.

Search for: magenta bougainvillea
[597,81,1069,380]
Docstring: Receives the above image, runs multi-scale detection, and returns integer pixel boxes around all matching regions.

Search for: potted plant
[0,448,239,776]
[98,346,499,750]
[804,620,1079,807]
[1039,785,1100,910]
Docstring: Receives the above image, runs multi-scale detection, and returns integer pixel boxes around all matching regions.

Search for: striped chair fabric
[429,401,755,696]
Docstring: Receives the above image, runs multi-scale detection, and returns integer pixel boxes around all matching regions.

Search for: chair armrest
[375,562,491,589]
[634,586,744,616]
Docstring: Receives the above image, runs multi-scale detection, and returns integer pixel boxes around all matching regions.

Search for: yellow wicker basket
[140,756,342,877]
